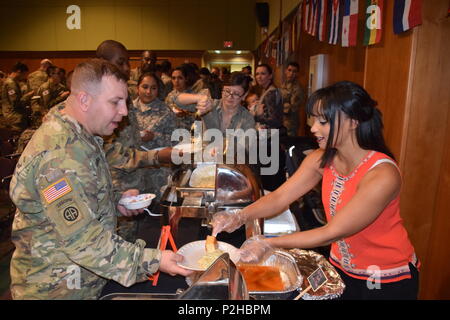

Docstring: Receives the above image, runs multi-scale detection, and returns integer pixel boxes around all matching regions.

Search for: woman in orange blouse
[212,81,419,300]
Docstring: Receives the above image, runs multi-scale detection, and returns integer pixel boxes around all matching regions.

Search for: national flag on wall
[341,0,358,47]
[363,0,384,46]
[317,0,328,41]
[310,0,320,36]
[284,30,290,60]
[327,0,343,45]
[296,1,303,40]
[393,0,422,34]
[305,0,320,36]
[304,0,311,33]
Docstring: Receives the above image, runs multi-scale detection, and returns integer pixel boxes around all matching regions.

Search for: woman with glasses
[170,72,256,164]
[173,71,255,134]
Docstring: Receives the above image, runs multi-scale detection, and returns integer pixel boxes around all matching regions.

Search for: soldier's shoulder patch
[47,196,88,236]
[8,89,15,96]
[41,177,72,204]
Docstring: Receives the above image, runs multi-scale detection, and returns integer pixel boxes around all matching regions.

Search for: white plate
[177,240,240,271]
[119,193,155,210]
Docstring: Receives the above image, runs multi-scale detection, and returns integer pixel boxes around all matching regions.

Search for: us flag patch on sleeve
[42,178,72,204]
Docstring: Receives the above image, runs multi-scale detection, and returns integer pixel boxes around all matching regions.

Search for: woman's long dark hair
[137,72,165,100]
[255,63,274,88]
[306,81,394,168]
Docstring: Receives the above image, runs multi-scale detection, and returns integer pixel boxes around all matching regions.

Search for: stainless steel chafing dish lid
[162,162,262,206]
[216,163,262,206]
[179,253,249,300]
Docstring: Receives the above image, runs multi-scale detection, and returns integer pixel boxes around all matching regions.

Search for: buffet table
[100,214,247,298]
[100,201,342,300]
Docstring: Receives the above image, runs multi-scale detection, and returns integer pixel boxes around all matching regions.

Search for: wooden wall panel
[420,110,450,299]
[398,0,450,299]
[363,2,413,161]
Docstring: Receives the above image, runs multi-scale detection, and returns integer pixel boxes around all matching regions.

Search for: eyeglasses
[222,89,244,99]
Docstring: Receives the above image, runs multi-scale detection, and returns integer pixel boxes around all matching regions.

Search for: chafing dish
[159,162,264,239]
[100,252,248,300]
[186,250,303,300]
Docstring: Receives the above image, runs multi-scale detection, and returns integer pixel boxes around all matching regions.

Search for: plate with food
[119,193,156,210]
[177,236,240,271]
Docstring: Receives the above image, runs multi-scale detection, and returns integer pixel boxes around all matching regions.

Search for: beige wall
[0,0,257,51]
[254,0,299,48]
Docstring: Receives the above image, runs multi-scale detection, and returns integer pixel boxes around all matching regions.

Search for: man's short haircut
[46,65,58,77]
[160,60,172,73]
[11,62,29,73]
[287,61,300,70]
[96,40,127,61]
[40,58,52,65]
[199,67,211,76]
[71,59,128,95]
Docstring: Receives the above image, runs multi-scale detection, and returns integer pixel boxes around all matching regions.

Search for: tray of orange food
[239,250,303,300]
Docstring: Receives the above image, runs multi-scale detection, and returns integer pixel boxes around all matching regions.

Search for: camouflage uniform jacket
[36,80,67,113]
[103,95,162,173]
[27,70,48,92]
[254,84,284,130]
[280,80,305,137]
[9,103,161,300]
[165,88,209,131]
[1,77,29,129]
[202,99,256,134]
[111,98,176,197]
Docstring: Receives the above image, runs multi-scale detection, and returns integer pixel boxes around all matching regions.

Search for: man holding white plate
[9,59,192,300]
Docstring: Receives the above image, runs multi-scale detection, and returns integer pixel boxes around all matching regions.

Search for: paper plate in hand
[118,193,155,210]
[177,240,240,271]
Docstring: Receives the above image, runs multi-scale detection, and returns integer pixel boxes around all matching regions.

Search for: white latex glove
[211,209,246,236]
[238,235,274,264]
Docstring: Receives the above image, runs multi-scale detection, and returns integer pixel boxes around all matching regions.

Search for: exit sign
[223,41,233,48]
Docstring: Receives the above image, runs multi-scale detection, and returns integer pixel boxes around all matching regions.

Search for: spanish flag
[363,0,384,46]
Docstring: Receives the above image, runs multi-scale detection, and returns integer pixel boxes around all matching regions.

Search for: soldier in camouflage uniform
[0,70,5,123]
[1,62,34,132]
[112,72,176,203]
[130,50,157,83]
[8,59,191,300]
[96,40,177,243]
[280,62,305,137]
[165,64,206,131]
[16,67,69,154]
[27,59,52,92]
[36,66,69,113]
